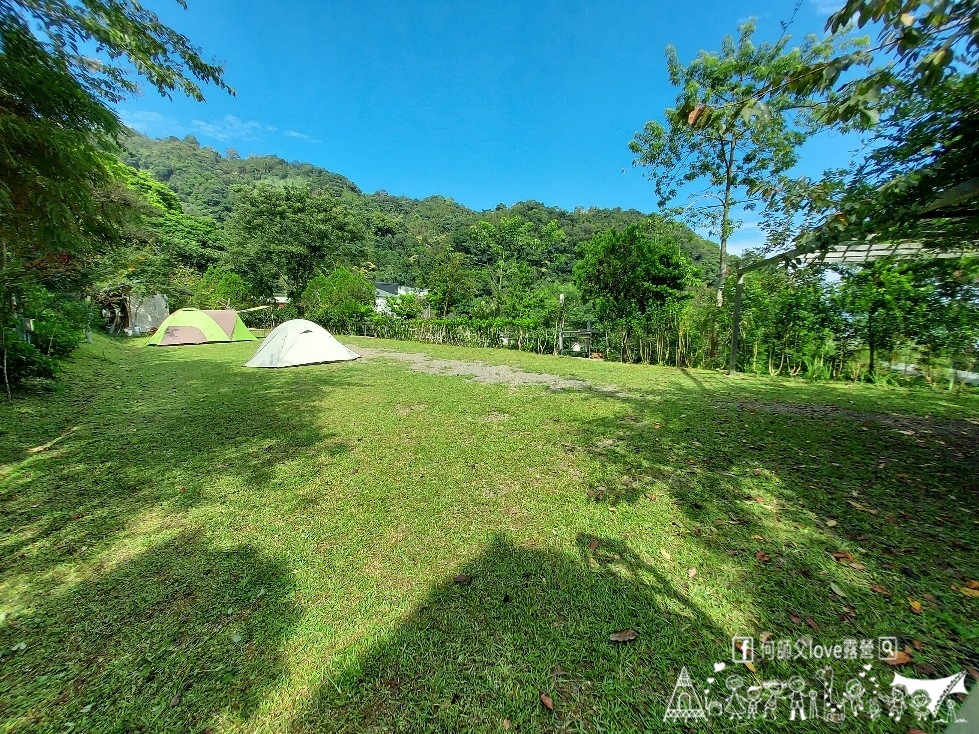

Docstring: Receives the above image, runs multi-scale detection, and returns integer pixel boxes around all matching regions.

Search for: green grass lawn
[1,334,977,733]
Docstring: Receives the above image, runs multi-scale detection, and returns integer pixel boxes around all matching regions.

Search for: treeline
[7,129,977,390]
[3,0,977,393]
[119,132,725,288]
[4,124,722,388]
[349,229,978,387]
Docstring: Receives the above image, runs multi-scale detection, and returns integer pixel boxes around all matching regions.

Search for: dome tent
[244,319,359,368]
[146,308,256,346]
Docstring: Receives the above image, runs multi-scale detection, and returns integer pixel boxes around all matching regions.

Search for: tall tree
[787,1,979,252]
[0,1,229,394]
[426,248,476,319]
[629,20,834,305]
[838,261,922,375]
[228,183,365,304]
[574,221,695,359]
[468,216,564,314]
[302,267,374,331]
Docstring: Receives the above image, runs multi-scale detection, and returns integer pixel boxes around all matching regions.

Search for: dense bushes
[354,316,562,352]
[302,268,375,332]
[193,267,248,310]
[1,287,91,390]
[331,256,978,389]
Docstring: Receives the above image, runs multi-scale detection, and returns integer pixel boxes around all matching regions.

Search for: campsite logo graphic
[663,636,970,726]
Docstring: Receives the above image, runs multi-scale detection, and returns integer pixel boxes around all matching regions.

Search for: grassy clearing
[0,334,976,733]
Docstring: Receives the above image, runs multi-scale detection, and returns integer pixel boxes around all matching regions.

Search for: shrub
[194,266,248,309]
[0,289,92,389]
[302,267,374,333]
[1,331,57,385]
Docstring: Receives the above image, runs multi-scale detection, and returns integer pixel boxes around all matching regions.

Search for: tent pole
[728,272,743,376]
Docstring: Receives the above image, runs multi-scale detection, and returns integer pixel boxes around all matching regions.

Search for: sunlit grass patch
[0,335,976,732]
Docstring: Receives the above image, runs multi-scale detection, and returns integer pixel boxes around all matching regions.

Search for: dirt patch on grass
[741,399,979,447]
[357,346,632,394]
[395,403,429,415]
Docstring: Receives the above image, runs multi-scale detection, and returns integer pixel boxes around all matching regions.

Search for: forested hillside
[120,133,725,288]
[4,0,975,393]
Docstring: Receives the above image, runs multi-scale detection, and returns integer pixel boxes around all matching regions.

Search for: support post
[728,272,743,376]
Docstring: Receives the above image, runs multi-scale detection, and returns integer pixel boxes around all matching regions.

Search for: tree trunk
[867,308,876,377]
[716,138,735,308]
[1,239,10,402]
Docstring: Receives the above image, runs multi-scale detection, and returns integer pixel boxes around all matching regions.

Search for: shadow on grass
[574,386,979,682]
[0,344,358,592]
[289,534,730,733]
[0,530,298,732]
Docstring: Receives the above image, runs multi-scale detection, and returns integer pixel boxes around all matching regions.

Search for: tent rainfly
[146,308,256,346]
[244,319,359,368]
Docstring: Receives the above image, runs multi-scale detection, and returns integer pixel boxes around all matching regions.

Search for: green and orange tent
[146,308,256,346]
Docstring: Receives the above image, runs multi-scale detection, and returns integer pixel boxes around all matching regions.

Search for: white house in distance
[373,282,430,316]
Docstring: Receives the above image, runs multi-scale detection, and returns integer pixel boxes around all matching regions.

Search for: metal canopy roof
[729,236,978,374]
[740,176,979,273]
[739,239,979,273]
[728,177,979,373]
[798,241,978,266]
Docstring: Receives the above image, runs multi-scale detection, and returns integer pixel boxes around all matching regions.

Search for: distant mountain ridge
[120,133,724,285]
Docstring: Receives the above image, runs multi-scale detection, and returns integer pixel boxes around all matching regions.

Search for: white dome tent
[244,319,360,368]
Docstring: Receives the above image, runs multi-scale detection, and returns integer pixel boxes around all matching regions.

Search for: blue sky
[117,0,860,254]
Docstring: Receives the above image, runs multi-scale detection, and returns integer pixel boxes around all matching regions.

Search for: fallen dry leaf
[540,693,554,711]
[907,729,927,734]
[966,665,979,681]
[609,628,638,643]
[453,574,473,586]
[847,499,878,515]
[502,719,511,730]
[826,519,838,527]
[755,550,771,563]
[751,534,764,540]
[789,613,802,625]
[744,660,757,673]
[805,616,820,631]
[588,539,599,551]
[911,639,925,651]
[959,586,979,598]
[831,551,855,563]
[759,631,773,643]
[830,583,846,597]
[688,567,697,579]
[922,593,937,602]
[871,584,891,596]
[966,580,979,590]
[849,562,867,571]
[687,104,708,126]
[884,650,912,666]
[660,549,671,561]
[908,598,923,614]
